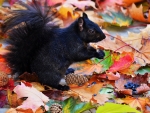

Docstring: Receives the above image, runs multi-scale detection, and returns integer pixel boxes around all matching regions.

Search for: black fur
[3,0,106,90]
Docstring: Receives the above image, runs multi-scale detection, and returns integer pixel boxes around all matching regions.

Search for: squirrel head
[77,13,106,43]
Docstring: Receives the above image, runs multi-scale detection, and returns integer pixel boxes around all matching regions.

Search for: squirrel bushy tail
[3,0,58,74]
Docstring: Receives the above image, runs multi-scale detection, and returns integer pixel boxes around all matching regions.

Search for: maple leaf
[90,35,133,53]
[98,10,132,27]
[13,82,49,112]
[134,39,150,66]
[115,78,132,95]
[136,84,150,94]
[47,0,65,6]
[129,4,150,23]
[95,0,121,10]
[120,0,144,7]
[106,72,120,80]
[64,0,96,11]
[108,52,134,72]
[122,96,149,112]
[119,64,141,77]
[68,76,108,103]
[121,32,143,51]
[70,60,102,76]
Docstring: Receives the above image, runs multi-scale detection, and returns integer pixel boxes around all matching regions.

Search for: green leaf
[135,66,150,75]
[100,51,113,71]
[62,97,95,113]
[99,11,133,27]
[99,85,115,99]
[96,103,141,113]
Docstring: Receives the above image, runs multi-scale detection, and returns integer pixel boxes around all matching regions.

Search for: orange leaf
[106,72,120,80]
[70,76,106,103]
[119,64,141,77]
[121,0,144,7]
[123,96,149,111]
[129,4,150,23]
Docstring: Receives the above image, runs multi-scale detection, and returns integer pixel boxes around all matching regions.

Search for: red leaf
[108,53,134,72]
[47,0,65,6]
[0,78,15,90]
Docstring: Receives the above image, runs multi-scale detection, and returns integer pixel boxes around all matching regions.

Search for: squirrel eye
[88,29,95,35]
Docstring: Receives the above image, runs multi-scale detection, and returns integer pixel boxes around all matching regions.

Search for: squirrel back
[3,0,106,90]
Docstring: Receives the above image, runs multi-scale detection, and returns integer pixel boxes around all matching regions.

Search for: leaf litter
[1,0,150,113]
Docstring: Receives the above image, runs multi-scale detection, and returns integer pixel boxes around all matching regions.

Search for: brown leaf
[42,90,63,101]
[136,84,150,94]
[115,78,132,95]
[19,72,39,82]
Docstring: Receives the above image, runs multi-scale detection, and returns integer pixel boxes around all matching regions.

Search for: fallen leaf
[64,0,96,11]
[121,0,144,7]
[121,32,142,51]
[42,90,64,101]
[106,72,120,80]
[123,96,149,112]
[69,76,106,103]
[92,94,109,105]
[19,72,39,82]
[134,39,150,66]
[119,64,141,77]
[115,78,132,95]
[136,84,150,94]
[70,61,103,76]
[13,82,49,112]
[58,6,80,20]
[90,35,133,53]
[96,102,141,113]
[47,0,65,6]
[108,52,134,72]
[129,4,150,23]
[99,11,132,27]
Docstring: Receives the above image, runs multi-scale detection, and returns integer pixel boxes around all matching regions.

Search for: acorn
[50,103,62,113]
[65,73,88,86]
[0,72,9,86]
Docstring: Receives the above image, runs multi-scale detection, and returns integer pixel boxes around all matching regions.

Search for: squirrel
[2,0,106,91]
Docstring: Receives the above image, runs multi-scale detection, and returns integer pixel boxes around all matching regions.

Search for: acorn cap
[0,72,8,86]
[50,103,62,113]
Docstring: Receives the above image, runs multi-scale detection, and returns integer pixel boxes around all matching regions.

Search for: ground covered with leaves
[1,0,150,113]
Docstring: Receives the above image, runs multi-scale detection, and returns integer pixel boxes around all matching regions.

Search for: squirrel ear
[78,17,84,31]
[83,13,88,18]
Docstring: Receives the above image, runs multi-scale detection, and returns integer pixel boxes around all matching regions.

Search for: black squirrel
[2,0,106,90]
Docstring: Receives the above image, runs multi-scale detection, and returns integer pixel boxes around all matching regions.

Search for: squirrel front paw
[95,50,105,59]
